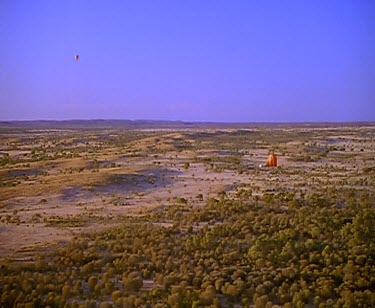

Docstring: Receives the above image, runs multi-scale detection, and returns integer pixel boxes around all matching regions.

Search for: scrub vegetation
[0,122,374,307]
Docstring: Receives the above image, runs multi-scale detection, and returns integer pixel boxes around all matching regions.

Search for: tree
[123,272,143,292]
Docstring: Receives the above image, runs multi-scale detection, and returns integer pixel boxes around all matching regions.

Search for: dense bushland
[1,189,374,307]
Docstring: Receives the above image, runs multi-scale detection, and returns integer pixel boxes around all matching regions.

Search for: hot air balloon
[75,54,79,61]
[265,153,277,167]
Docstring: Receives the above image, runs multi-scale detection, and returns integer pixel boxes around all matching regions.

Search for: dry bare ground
[1,124,374,262]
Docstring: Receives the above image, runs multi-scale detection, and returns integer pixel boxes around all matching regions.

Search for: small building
[265,153,277,167]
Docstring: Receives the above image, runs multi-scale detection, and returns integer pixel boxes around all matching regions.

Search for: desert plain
[0,122,374,307]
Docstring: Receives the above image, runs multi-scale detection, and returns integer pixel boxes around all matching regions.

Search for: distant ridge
[0,119,374,130]
[0,119,191,129]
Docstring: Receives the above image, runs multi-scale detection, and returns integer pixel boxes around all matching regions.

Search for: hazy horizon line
[1,118,374,124]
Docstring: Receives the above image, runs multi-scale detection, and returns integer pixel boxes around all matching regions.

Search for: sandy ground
[1,126,374,261]
[0,159,253,260]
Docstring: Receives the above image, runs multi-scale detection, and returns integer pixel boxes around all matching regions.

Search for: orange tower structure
[266,153,277,167]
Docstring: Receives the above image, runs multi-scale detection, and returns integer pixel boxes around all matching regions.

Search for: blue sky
[0,1,374,122]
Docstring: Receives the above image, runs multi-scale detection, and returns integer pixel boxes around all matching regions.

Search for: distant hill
[0,119,373,130]
[0,119,192,129]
